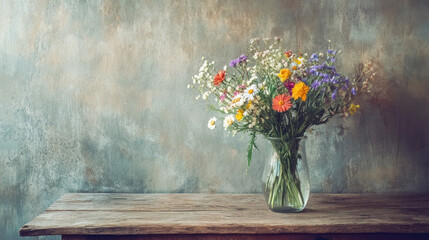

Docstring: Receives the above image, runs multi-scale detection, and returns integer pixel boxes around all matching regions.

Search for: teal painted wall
[1,0,428,239]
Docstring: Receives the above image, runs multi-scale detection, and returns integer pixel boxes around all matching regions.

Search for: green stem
[264,138,306,211]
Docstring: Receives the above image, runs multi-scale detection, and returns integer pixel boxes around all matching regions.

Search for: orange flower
[292,82,309,101]
[213,70,225,86]
[272,94,292,112]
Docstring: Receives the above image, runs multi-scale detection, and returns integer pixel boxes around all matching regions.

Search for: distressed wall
[1,0,428,239]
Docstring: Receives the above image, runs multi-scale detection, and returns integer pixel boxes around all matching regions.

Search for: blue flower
[310,53,319,62]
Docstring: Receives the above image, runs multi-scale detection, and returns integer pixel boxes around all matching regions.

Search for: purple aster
[352,87,356,95]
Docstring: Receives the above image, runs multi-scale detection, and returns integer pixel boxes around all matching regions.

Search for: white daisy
[207,117,217,130]
[223,115,235,130]
[243,85,259,101]
[290,57,305,70]
[230,93,245,108]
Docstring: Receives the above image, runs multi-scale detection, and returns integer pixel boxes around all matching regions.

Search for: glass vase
[262,137,310,212]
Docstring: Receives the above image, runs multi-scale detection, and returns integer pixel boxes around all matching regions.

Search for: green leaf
[247,131,257,166]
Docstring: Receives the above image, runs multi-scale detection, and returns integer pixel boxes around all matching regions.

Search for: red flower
[272,94,292,112]
[284,51,292,58]
[213,70,225,86]
[285,81,295,94]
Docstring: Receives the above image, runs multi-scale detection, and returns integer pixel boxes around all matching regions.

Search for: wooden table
[20,193,429,240]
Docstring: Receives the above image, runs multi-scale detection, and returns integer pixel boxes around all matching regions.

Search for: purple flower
[321,77,330,83]
[352,87,356,95]
[331,90,337,100]
[311,80,321,89]
[330,57,336,63]
[229,54,248,67]
[310,53,318,62]
[229,59,239,67]
[327,49,337,54]
[239,54,248,62]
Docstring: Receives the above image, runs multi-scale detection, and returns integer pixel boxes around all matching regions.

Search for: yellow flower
[277,68,292,82]
[291,82,310,101]
[245,100,253,110]
[349,103,360,115]
[236,109,244,121]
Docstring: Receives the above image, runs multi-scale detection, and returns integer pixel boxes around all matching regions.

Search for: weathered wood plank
[20,193,429,236]
[61,233,429,240]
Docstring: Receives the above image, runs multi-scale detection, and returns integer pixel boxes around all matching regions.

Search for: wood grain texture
[19,193,429,236]
[61,233,429,240]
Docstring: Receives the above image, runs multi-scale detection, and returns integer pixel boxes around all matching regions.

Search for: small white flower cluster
[189,58,217,100]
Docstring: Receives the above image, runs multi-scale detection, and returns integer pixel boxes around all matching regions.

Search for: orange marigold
[292,82,309,101]
[272,94,292,112]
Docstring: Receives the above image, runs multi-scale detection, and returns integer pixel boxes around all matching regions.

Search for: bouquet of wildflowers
[189,37,375,211]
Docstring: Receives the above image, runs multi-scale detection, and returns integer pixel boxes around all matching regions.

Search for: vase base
[268,205,305,213]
